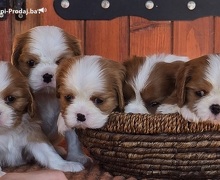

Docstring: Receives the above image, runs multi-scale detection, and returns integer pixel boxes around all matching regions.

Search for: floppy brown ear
[115,64,126,112]
[27,88,36,118]
[176,65,191,107]
[63,32,82,56]
[56,72,61,99]
[11,33,28,68]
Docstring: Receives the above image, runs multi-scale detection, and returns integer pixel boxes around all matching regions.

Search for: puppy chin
[64,100,109,129]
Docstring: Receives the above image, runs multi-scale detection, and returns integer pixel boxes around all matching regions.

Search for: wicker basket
[77,113,220,179]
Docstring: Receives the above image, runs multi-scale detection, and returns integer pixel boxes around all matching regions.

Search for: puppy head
[56,55,125,129]
[0,61,34,128]
[11,26,81,93]
[123,54,188,114]
[176,54,220,122]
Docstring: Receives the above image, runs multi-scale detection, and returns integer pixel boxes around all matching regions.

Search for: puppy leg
[65,130,93,166]
[0,167,6,177]
[57,113,92,166]
[26,142,84,172]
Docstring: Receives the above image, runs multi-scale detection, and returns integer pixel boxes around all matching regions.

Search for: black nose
[210,104,220,115]
[77,113,86,122]
[43,73,53,83]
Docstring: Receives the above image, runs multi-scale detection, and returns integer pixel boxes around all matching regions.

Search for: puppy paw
[67,154,93,168]
[60,161,84,172]
[0,170,6,177]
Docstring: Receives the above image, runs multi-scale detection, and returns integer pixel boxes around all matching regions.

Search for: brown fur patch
[123,56,145,104]
[176,55,212,110]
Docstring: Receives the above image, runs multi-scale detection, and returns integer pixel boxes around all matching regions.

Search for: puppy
[123,54,189,114]
[0,61,83,177]
[56,55,125,132]
[11,26,90,165]
[175,54,220,123]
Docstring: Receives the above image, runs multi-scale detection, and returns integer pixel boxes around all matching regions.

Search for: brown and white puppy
[0,61,83,177]
[56,55,125,132]
[175,54,220,123]
[123,54,189,114]
[11,26,90,165]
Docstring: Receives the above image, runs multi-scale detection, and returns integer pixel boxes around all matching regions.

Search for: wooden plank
[85,17,129,62]
[39,0,85,53]
[173,17,214,59]
[130,17,172,57]
[12,0,40,39]
[0,16,12,61]
[214,17,220,53]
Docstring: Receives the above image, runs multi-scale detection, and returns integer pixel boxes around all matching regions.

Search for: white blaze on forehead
[65,55,106,95]
[205,54,220,88]
[29,26,69,63]
[130,54,189,92]
[0,62,11,92]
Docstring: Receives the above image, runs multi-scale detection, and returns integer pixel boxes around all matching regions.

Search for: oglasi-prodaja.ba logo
[0,7,47,17]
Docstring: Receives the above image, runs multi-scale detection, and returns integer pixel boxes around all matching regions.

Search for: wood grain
[39,0,85,53]
[85,17,129,62]
[0,16,12,61]
[130,17,172,57]
[173,17,214,59]
[12,1,40,39]
[214,17,220,54]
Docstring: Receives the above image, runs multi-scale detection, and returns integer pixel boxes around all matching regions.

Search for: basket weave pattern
[77,113,220,179]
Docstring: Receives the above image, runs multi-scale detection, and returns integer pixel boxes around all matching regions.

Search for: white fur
[125,54,189,114]
[180,106,200,123]
[28,26,70,92]
[0,62,11,93]
[0,113,84,172]
[57,113,69,134]
[181,54,220,123]
[0,101,15,128]
[124,94,149,114]
[66,55,106,94]
[61,56,108,129]
[0,167,6,177]
[29,26,69,65]
[157,104,180,114]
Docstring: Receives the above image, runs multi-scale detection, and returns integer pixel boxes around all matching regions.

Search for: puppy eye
[65,95,74,102]
[56,59,61,65]
[92,97,104,105]
[27,59,36,67]
[5,96,16,104]
[195,90,206,97]
[150,102,160,107]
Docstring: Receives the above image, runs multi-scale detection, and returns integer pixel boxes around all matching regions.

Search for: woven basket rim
[95,112,220,135]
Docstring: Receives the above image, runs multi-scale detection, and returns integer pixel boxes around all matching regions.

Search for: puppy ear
[27,88,36,118]
[115,64,126,112]
[176,65,191,107]
[63,32,82,56]
[56,68,62,99]
[11,33,28,68]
